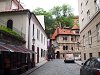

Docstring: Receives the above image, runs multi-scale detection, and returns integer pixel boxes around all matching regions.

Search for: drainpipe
[28,12,32,49]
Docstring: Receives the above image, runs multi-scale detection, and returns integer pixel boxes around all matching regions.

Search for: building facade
[0,0,23,11]
[51,25,80,59]
[78,0,100,62]
[0,0,48,64]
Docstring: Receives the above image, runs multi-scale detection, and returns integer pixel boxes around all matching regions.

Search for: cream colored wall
[0,13,29,48]
[0,0,11,11]
[54,34,79,58]
[78,0,98,30]
[79,12,100,62]
[0,13,27,36]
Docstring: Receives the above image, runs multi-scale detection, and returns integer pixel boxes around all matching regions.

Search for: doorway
[56,51,60,59]
[37,47,39,63]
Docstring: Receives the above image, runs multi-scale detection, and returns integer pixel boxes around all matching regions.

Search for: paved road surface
[29,59,80,75]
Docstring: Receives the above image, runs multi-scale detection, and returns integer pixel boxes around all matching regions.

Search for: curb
[75,61,82,66]
[21,61,48,75]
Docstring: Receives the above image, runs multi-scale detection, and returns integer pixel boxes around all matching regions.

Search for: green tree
[33,8,55,37]
[33,4,75,37]
[62,4,72,17]
[50,6,62,18]
[50,4,74,28]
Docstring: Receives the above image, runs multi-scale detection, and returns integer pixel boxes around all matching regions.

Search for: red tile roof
[72,25,79,30]
[51,27,73,40]
[51,25,80,40]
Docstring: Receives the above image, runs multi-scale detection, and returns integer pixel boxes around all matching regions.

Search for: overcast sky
[21,0,79,15]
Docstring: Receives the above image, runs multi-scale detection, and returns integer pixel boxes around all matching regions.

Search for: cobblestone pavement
[29,59,80,75]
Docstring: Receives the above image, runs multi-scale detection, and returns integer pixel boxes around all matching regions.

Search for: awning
[17,46,37,54]
[0,44,36,54]
[0,45,10,52]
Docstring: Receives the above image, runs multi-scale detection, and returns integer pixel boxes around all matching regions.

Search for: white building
[0,0,48,64]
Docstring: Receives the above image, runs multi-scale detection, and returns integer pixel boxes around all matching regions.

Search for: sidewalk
[21,60,48,75]
[75,60,82,66]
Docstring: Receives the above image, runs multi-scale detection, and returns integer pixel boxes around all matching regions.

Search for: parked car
[80,57,100,75]
[64,54,75,63]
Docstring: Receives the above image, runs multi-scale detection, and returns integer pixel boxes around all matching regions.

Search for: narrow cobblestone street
[29,59,80,75]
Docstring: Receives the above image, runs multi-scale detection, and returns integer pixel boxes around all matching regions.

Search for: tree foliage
[33,4,75,38]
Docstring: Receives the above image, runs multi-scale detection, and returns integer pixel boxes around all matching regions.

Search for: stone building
[78,0,100,62]
[50,25,80,59]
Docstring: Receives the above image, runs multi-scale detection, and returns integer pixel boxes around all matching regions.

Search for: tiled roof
[0,45,9,51]
[72,25,79,30]
[51,25,80,40]
[0,43,35,53]
[51,27,73,40]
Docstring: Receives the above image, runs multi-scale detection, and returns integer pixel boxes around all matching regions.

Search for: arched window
[63,46,66,50]
[7,20,13,30]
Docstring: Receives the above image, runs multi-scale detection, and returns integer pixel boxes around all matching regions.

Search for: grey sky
[21,0,79,15]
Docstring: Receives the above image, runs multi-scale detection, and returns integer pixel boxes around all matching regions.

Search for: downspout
[28,12,32,49]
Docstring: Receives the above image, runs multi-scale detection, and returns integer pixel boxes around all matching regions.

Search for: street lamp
[32,38,35,44]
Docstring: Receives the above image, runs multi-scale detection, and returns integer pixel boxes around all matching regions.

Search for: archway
[56,51,60,59]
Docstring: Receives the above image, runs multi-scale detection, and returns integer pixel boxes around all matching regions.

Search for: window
[37,29,39,39]
[81,3,83,14]
[41,33,43,43]
[71,38,73,41]
[43,50,46,57]
[94,0,100,11]
[63,46,68,50]
[66,46,68,50]
[97,23,100,40]
[82,18,84,25]
[88,30,92,45]
[76,31,79,34]
[87,10,90,20]
[7,20,13,30]
[71,47,73,50]
[81,10,83,14]
[37,29,39,40]
[83,35,85,47]
[98,52,100,57]
[84,53,86,60]
[63,46,66,50]
[44,37,45,45]
[89,53,92,58]
[33,24,34,36]
[41,49,43,57]
[63,37,67,40]
[86,0,88,5]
